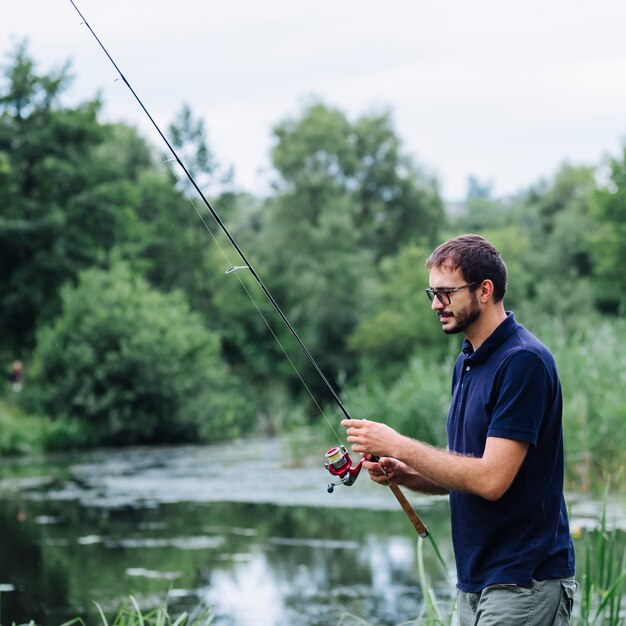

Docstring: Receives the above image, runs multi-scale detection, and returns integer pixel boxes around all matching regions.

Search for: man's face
[427,266,481,335]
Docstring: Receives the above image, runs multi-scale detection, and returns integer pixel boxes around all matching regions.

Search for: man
[342,234,577,625]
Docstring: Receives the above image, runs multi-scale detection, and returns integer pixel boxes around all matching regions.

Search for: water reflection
[0,438,622,625]
[0,498,454,625]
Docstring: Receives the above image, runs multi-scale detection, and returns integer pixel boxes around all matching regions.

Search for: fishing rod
[67,0,429,539]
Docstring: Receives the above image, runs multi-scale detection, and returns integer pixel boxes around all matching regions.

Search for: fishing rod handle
[370,454,429,538]
[387,479,429,538]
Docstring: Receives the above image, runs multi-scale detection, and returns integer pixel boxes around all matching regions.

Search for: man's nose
[431,295,445,311]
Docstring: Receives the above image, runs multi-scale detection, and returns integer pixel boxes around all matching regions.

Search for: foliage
[576,481,626,626]
[57,595,214,626]
[0,398,47,454]
[25,263,254,446]
[345,356,452,447]
[260,192,373,398]
[168,102,233,195]
[517,164,598,315]
[257,102,445,400]
[520,314,626,488]
[413,538,456,625]
[453,174,514,233]
[348,243,451,373]
[270,101,444,261]
[589,146,626,314]
[0,42,149,350]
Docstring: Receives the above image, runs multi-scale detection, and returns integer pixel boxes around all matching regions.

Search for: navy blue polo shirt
[447,312,575,592]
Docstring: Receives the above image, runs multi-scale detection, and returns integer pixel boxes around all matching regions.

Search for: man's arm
[363,456,449,495]
[343,419,529,501]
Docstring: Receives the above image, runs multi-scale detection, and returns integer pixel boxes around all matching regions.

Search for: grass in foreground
[58,596,214,626]
[576,481,626,626]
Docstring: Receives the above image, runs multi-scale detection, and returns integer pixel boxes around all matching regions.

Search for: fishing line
[68,0,435,545]
[162,156,344,447]
[68,0,353,432]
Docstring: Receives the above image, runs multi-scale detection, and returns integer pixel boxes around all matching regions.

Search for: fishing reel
[324,445,365,493]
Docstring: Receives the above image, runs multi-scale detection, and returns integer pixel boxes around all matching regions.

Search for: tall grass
[526,314,626,491]
[413,539,455,626]
[576,481,626,626]
[57,596,214,626]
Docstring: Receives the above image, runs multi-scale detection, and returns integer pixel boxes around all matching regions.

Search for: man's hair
[426,234,508,302]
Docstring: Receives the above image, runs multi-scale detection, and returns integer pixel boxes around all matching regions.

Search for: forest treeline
[1,43,624,489]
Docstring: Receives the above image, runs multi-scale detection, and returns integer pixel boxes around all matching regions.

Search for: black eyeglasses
[425,282,479,306]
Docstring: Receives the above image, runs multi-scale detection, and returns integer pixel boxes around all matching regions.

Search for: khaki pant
[457,577,578,626]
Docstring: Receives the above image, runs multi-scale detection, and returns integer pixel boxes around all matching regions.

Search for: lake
[0,436,622,625]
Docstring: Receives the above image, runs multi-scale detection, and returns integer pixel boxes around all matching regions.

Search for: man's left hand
[341,418,402,458]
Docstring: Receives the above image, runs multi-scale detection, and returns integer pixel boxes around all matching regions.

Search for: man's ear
[479,279,495,303]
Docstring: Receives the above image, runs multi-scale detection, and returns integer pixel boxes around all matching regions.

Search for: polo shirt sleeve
[487,350,549,446]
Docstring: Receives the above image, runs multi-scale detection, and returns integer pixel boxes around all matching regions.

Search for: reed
[58,596,214,626]
[412,538,455,626]
[575,481,626,626]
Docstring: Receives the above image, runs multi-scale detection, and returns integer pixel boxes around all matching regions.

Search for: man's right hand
[362,455,410,486]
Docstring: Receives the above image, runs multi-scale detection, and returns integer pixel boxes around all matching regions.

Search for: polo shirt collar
[461,311,518,363]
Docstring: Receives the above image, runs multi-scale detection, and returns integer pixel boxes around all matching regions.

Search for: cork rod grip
[369,454,429,538]
[387,479,429,538]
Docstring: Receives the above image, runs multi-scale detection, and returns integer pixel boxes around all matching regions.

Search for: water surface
[0,437,621,625]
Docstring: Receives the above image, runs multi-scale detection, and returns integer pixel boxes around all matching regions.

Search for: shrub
[26,263,254,446]
[0,400,47,454]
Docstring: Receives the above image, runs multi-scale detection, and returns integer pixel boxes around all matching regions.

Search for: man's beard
[439,294,481,334]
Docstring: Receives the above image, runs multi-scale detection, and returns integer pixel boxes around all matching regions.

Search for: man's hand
[362,455,410,485]
[341,419,422,490]
[341,418,402,458]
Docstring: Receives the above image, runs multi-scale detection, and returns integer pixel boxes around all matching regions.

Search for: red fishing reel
[324,445,365,493]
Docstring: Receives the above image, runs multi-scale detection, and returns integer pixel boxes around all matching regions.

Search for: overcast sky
[4,1,626,200]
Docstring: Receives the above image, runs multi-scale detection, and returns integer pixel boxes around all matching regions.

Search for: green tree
[451,175,516,234]
[466,174,493,201]
[167,102,234,194]
[345,355,452,446]
[588,146,626,314]
[530,165,597,316]
[271,101,443,261]
[254,102,444,401]
[26,263,254,445]
[348,243,450,375]
[0,43,148,350]
[490,164,598,323]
